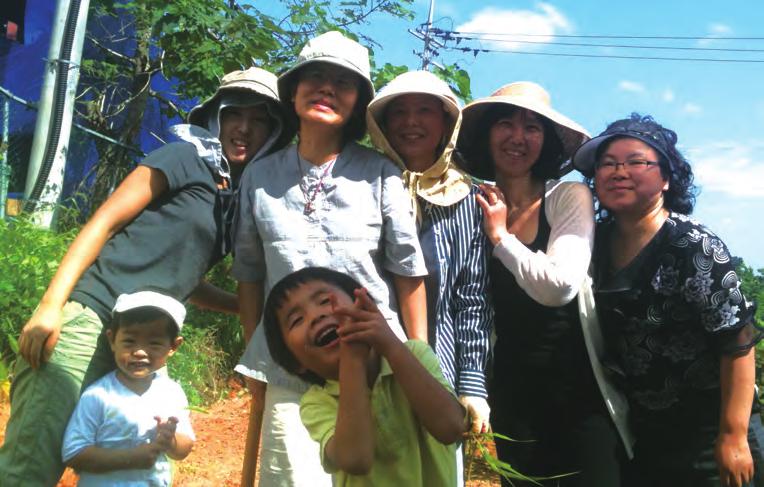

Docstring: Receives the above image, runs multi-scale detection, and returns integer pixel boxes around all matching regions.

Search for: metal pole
[421,0,435,70]
[0,96,9,219]
[23,0,68,205]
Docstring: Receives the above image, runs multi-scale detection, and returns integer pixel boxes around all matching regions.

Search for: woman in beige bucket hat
[457,82,631,485]
[233,32,428,486]
[1,67,288,484]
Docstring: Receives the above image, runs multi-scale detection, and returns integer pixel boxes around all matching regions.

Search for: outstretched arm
[716,348,755,487]
[19,166,168,368]
[188,280,238,315]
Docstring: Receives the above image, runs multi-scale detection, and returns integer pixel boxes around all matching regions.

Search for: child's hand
[334,288,397,355]
[153,416,179,452]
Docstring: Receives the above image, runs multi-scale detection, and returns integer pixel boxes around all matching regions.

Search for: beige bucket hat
[188,67,282,128]
[458,82,590,176]
[277,31,375,105]
[113,290,186,331]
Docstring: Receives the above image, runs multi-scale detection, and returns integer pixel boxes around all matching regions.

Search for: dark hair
[283,65,371,144]
[263,267,363,385]
[586,113,697,220]
[110,307,179,341]
[462,105,564,181]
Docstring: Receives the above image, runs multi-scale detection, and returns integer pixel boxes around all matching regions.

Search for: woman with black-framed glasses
[574,113,764,487]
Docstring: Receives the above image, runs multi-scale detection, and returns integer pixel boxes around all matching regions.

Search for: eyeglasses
[594,159,660,173]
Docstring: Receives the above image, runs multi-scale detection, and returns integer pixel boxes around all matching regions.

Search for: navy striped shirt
[419,185,493,398]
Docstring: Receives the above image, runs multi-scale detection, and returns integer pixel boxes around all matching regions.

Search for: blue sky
[344,0,763,269]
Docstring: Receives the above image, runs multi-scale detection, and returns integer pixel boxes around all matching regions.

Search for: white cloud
[698,23,732,46]
[687,141,764,198]
[683,103,702,114]
[455,3,572,50]
[662,89,675,103]
[618,80,645,93]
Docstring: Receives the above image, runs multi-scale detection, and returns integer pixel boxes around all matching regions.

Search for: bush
[0,217,75,368]
[168,325,228,407]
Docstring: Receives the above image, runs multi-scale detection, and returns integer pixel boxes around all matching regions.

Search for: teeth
[316,326,339,346]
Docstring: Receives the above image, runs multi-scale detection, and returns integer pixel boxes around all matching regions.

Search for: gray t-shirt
[233,142,426,390]
[72,142,228,321]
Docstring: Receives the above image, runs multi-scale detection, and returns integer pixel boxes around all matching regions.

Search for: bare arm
[716,348,755,487]
[324,342,375,475]
[166,432,194,460]
[19,166,167,368]
[67,443,163,473]
[238,281,264,342]
[393,275,428,342]
[188,280,238,315]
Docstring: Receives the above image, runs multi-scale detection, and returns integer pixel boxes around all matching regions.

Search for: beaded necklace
[297,156,336,215]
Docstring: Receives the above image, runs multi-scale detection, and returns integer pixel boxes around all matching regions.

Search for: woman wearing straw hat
[233,32,427,486]
[458,82,630,485]
[366,69,493,469]
[573,113,764,487]
[0,67,289,485]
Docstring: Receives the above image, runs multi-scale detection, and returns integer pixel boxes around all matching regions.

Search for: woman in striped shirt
[367,70,494,441]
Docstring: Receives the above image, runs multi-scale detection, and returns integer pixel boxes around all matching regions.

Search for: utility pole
[408,0,443,71]
[24,0,91,228]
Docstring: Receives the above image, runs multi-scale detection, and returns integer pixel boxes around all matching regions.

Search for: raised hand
[475,184,509,246]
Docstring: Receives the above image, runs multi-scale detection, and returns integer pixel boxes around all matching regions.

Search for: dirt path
[0,387,500,486]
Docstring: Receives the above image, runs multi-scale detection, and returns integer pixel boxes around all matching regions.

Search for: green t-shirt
[300,340,457,487]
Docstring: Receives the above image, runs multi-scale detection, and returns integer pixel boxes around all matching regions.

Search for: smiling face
[219,105,272,167]
[276,280,355,381]
[292,64,360,131]
[488,108,545,179]
[384,93,447,172]
[594,137,669,217]
[107,319,181,387]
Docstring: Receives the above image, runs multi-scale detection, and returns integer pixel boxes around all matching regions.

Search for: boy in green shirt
[263,267,467,485]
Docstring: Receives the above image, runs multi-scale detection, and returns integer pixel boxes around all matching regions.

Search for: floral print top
[592,213,760,421]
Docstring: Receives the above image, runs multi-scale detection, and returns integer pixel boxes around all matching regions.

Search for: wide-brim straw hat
[188,67,282,128]
[277,31,375,105]
[458,81,589,175]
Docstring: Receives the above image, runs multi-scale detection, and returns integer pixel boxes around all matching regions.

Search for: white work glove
[458,395,491,434]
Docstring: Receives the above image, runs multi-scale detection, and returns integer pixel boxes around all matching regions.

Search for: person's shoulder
[665,212,731,258]
[241,144,294,183]
[346,143,401,173]
[79,371,118,400]
[545,179,590,198]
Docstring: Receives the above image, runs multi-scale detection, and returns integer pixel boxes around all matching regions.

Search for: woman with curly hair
[573,113,764,487]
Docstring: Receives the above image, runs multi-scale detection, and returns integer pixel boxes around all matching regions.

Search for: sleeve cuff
[456,369,488,398]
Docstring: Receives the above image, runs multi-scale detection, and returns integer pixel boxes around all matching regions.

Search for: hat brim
[367,90,460,132]
[571,132,673,178]
[277,57,375,106]
[188,79,280,128]
[458,96,590,166]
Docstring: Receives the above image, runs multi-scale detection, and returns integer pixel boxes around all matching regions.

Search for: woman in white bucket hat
[233,32,427,486]
[1,67,288,484]
[457,82,631,486]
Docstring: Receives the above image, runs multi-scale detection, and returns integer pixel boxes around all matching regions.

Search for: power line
[431,28,764,41]
[447,45,764,63]
[439,35,764,53]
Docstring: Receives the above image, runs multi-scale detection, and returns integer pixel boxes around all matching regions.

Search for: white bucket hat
[188,67,282,128]
[112,291,187,331]
[458,82,590,176]
[277,31,375,105]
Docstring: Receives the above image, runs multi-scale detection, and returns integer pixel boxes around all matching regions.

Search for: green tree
[76,0,463,211]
